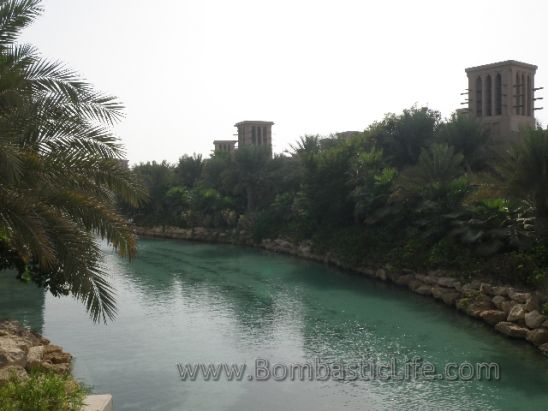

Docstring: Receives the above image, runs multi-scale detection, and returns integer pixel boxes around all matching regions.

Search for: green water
[1,238,548,410]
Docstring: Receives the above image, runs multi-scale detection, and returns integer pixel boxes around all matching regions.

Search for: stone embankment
[136,226,548,358]
[0,320,72,384]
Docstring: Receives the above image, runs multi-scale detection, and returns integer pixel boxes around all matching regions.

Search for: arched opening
[495,73,502,115]
[476,76,483,117]
[521,73,526,115]
[527,74,532,116]
[515,73,521,115]
[485,75,492,116]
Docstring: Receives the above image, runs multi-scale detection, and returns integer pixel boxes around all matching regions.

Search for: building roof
[465,60,537,73]
[234,121,274,127]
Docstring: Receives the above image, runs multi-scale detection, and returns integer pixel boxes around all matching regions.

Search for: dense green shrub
[0,369,87,411]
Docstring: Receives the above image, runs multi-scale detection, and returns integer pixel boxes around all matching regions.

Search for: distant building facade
[213,140,237,153]
[212,120,274,153]
[465,60,538,142]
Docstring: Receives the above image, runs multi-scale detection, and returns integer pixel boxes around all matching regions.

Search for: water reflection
[0,269,45,333]
[1,238,548,410]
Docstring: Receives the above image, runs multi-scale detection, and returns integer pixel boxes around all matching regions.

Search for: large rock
[540,343,548,357]
[507,289,530,303]
[375,269,387,281]
[437,277,460,289]
[415,274,437,285]
[461,281,481,295]
[524,310,546,329]
[393,274,414,287]
[524,295,540,312]
[26,345,45,369]
[492,286,509,297]
[492,295,506,310]
[415,284,433,296]
[479,310,507,325]
[501,299,519,314]
[495,322,529,338]
[0,336,28,368]
[526,329,548,346]
[431,286,461,306]
[507,304,526,323]
[0,365,28,386]
[480,283,495,296]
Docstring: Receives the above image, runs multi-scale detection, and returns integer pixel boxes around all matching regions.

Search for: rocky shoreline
[0,320,72,384]
[136,225,548,358]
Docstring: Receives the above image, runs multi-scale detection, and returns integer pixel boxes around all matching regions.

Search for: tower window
[485,75,492,116]
[252,126,256,143]
[476,76,483,117]
[521,73,526,115]
[495,73,502,115]
[527,75,532,116]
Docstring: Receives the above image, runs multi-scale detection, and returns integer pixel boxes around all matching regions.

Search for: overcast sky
[21,0,548,164]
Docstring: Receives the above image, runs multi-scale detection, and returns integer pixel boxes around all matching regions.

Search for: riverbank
[0,320,112,411]
[136,225,548,358]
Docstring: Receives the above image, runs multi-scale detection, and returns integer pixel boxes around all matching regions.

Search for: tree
[0,0,145,322]
[435,113,490,172]
[366,106,441,169]
[498,128,548,240]
[174,153,203,188]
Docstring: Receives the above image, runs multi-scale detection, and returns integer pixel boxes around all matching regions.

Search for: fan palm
[0,0,146,322]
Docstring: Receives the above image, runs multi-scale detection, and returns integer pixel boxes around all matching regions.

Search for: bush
[0,369,87,411]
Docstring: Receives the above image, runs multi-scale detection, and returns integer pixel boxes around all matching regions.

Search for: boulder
[461,282,481,295]
[539,343,548,357]
[495,322,529,338]
[526,329,548,346]
[479,310,507,325]
[524,295,540,312]
[501,299,519,314]
[480,283,495,296]
[508,289,530,304]
[415,274,437,285]
[0,336,28,368]
[543,319,548,329]
[492,286,509,297]
[524,310,546,329]
[408,279,424,292]
[393,274,414,287]
[26,345,45,369]
[415,285,433,296]
[507,304,526,322]
[375,269,387,281]
[431,287,461,306]
[492,295,506,310]
[0,365,28,386]
[437,277,460,289]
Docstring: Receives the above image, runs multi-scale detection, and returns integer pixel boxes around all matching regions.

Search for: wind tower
[234,121,274,150]
[464,60,542,142]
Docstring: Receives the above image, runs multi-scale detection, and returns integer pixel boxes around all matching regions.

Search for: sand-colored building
[213,120,274,153]
[465,60,538,142]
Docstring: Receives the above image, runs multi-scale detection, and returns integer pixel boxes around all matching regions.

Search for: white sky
[21,0,548,164]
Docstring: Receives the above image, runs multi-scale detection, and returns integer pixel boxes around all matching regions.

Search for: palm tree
[0,0,146,322]
[498,128,548,241]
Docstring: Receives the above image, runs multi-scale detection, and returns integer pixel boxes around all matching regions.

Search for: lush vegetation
[129,108,548,288]
[0,369,87,411]
[0,0,145,321]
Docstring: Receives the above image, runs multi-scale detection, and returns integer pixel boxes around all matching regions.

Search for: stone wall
[137,226,548,358]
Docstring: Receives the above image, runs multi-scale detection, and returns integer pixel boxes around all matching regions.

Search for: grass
[0,368,87,411]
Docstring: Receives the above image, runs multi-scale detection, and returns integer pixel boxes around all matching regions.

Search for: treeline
[127,107,548,287]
